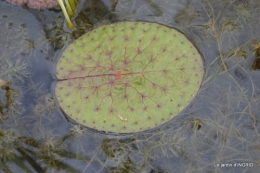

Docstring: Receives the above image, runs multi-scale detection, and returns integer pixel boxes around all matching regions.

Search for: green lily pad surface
[55,22,204,133]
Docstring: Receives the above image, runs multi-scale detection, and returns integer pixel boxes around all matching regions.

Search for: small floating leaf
[55,22,204,133]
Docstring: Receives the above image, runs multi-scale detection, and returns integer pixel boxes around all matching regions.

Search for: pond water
[0,0,260,173]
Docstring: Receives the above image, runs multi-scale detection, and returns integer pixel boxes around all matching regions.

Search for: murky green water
[0,0,260,172]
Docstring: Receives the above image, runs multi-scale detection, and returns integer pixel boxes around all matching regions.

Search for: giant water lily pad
[55,22,204,133]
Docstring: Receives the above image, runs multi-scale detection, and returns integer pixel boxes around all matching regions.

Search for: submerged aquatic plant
[0,59,30,83]
[0,129,84,173]
[0,84,23,122]
[55,21,204,133]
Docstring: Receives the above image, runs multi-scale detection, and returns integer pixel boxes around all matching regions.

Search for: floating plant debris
[55,22,204,133]
[0,79,9,87]
[0,85,12,116]
[252,44,260,70]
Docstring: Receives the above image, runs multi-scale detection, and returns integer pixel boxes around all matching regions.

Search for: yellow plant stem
[57,0,74,29]
[65,0,73,16]
[67,0,78,16]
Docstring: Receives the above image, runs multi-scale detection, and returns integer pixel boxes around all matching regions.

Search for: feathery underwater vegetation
[0,0,260,172]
